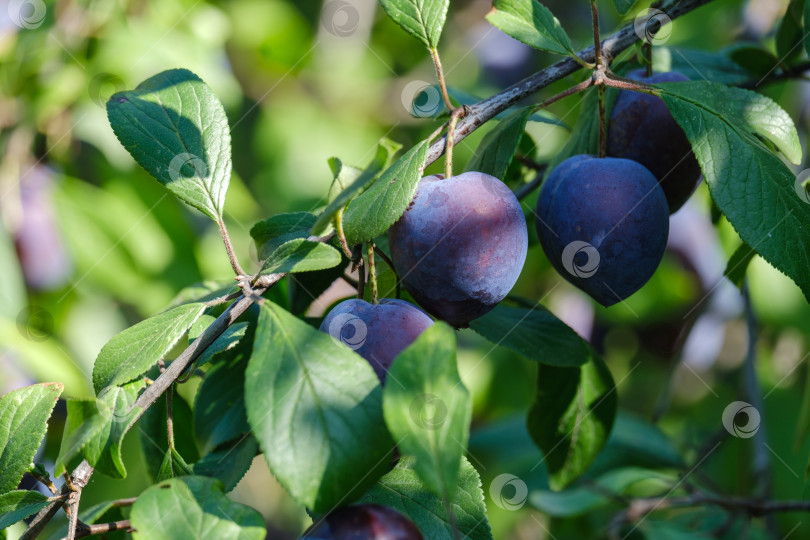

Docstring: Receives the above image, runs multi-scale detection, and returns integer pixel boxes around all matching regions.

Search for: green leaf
[530,467,667,517]
[311,139,402,236]
[653,47,750,86]
[610,0,638,16]
[166,280,238,310]
[527,355,617,490]
[379,0,449,49]
[193,436,258,492]
[486,0,576,57]
[250,212,318,260]
[593,412,685,473]
[465,108,533,180]
[723,44,781,80]
[195,322,247,367]
[258,238,342,275]
[383,323,471,503]
[805,0,810,58]
[0,490,51,530]
[139,388,198,481]
[130,476,265,540]
[155,447,193,482]
[54,400,107,477]
[92,302,206,393]
[469,305,590,367]
[360,456,493,540]
[194,353,250,453]
[0,383,63,493]
[107,69,232,221]
[724,242,757,289]
[82,379,148,479]
[244,301,393,513]
[659,81,810,301]
[342,140,429,245]
[777,0,804,64]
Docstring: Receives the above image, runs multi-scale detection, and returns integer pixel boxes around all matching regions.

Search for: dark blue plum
[607,69,701,213]
[388,172,528,328]
[302,504,423,539]
[320,298,433,382]
[536,155,669,306]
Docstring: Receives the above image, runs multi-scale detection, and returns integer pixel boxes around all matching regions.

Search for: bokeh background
[2,0,810,538]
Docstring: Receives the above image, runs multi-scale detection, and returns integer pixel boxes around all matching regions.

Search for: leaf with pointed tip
[130,476,265,540]
[379,0,450,49]
[659,81,810,302]
[258,238,342,275]
[465,108,533,180]
[527,355,616,490]
[155,447,193,482]
[107,69,231,221]
[0,490,51,529]
[250,212,318,260]
[0,383,63,493]
[82,379,148,479]
[470,305,589,367]
[194,353,250,453]
[245,301,393,513]
[312,139,402,235]
[360,456,493,540]
[342,140,429,244]
[487,0,576,57]
[383,323,471,503]
[193,436,258,492]
[92,303,206,393]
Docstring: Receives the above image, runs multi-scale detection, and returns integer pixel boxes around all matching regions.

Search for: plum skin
[319,298,433,381]
[536,155,669,306]
[607,69,701,213]
[388,171,528,328]
[302,504,424,539]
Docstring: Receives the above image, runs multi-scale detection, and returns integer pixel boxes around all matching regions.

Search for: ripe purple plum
[536,155,669,306]
[302,504,423,539]
[320,298,433,382]
[607,69,701,213]
[388,172,528,328]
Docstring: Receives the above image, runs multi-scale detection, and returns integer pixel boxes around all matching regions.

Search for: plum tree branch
[424,0,716,168]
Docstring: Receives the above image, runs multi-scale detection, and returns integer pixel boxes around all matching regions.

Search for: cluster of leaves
[2,0,810,538]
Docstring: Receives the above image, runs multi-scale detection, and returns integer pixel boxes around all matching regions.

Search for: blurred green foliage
[2,0,810,538]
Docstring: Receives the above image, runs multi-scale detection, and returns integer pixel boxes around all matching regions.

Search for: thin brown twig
[430,48,455,112]
[217,218,246,277]
[373,246,400,299]
[67,519,132,540]
[366,241,379,304]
